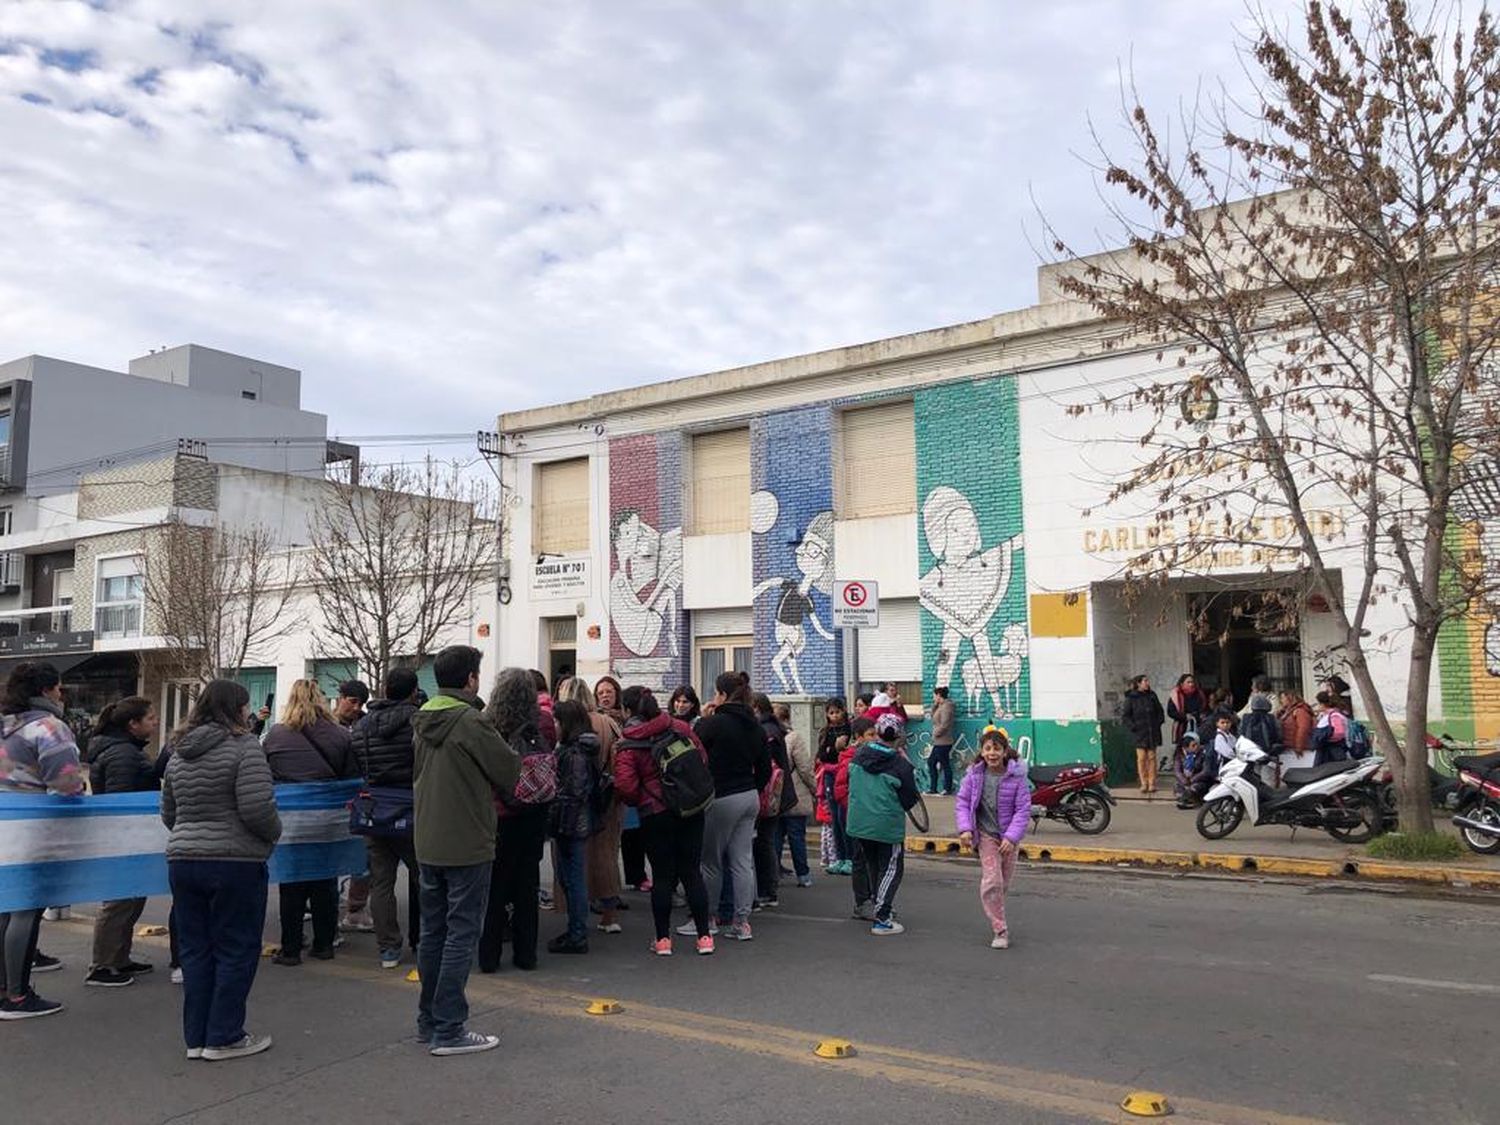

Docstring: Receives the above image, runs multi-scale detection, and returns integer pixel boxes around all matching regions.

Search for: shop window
[95,555,144,639]
[839,401,915,519]
[689,428,750,534]
[533,458,590,555]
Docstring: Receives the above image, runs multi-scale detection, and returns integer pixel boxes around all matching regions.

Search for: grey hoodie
[161,723,282,862]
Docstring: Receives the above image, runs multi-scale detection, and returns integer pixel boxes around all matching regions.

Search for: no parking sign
[833,579,880,628]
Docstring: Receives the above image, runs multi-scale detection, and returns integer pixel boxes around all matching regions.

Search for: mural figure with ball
[750,489,835,695]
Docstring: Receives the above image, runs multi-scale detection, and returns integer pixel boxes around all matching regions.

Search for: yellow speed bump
[1120,1090,1172,1117]
[136,924,168,937]
[814,1038,856,1059]
[405,969,420,983]
[586,999,623,1016]
[261,944,279,958]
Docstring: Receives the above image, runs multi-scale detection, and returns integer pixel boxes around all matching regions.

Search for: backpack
[1345,716,1371,759]
[643,730,714,817]
[758,762,786,818]
[504,723,557,807]
[1241,710,1281,756]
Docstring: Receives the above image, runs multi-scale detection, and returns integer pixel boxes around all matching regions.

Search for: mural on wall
[608,433,688,692]
[750,405,842,696]
[916,378,1030,719]
[1438,449,1500,740]
[750,492,834,694]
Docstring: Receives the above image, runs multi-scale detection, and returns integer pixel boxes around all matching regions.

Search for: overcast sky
[0,0,1296,452]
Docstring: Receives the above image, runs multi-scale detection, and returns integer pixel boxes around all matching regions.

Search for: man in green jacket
[412,645,519,1056]
[846,713,919,937]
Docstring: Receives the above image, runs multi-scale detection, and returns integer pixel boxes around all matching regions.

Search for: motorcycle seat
[1283,761,1360,786]
[1028,763,1097,785]
[1453,752,1500,775]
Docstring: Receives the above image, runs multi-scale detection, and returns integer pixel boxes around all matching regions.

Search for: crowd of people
[0,655,1033,1062]
[1120,670,1368,808]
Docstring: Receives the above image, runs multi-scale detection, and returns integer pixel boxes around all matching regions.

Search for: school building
[493,249,1500,777]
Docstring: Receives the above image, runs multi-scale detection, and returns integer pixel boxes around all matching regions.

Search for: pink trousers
[977,833,1017,936]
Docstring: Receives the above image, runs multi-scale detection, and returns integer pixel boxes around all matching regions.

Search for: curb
[901,834,1500,891]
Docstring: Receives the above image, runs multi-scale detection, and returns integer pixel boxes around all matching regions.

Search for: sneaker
[834,861,853,876]
[379,949,403,970]
[547,934,589,954]
[596,922,622,935]
[202,1034,273,1061]
[170,967,184,985]
[695,935,715,955]
[990,932,1010,950]
[121,959,154,975]
[30,951,62,973]
[85,967,135,988]
[0,990,64,1020]
[309,947,335,961]
[186,1048,204,1060]
[852,902,876,921]
[42,907,70,921]
[759,896,780,909]
[431,1031,500,1056]
[676,920,717,937]
[272,953,302,967]
[796,875,814,888]
[339,912,375,933]
[635,879,653,893]
[723,921,753,942]
[651,937,673,957]
[870,919,905,936]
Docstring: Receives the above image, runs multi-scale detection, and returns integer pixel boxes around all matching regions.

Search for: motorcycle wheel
[1196,797,1243,840]
[1458,800,1500,856]
[1063,790,1111,835]
[1326,790,1381,844]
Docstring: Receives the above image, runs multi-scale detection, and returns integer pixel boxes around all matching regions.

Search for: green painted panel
[308,658,359,702]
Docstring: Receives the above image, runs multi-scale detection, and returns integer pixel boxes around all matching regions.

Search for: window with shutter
[690,428,750,534]
[839,401,916,519]
[533,458,591,554]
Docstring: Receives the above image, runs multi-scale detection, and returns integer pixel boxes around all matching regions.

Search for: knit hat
[874,713,903,739]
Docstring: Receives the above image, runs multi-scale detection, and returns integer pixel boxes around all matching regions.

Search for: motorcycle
[1450,751,1500,856]
[1028,761,1115,835]
[1373,733,1464,830]
[1196,736,1384,843]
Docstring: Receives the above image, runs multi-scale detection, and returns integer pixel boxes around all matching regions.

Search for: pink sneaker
[651,937,673,957]
[695,935,715,956]
[723,921,753,941]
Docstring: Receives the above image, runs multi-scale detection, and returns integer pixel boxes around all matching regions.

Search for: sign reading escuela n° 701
[833,579,880,629]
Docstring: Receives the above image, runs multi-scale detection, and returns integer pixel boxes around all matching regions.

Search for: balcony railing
[95,602,142,639]
[0,550,21,589]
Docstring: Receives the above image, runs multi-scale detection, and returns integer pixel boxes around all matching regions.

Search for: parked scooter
[1374,733,1465,830]
[1028,761,1115,835]
[1451,751,1500,856]
[1196,736,1384,843]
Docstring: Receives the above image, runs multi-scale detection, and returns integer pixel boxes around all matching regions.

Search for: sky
[0,0,1298,454]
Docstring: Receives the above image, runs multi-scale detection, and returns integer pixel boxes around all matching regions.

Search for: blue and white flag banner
[0,780,366,913]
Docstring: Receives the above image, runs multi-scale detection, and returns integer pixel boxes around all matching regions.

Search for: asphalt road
[7,858,1497,1124]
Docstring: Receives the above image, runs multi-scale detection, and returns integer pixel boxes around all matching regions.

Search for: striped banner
[0,780,367,913]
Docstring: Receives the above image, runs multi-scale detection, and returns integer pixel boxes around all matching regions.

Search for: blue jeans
[554,836,588,942]
[928,745,954,794]
[417,862,492,1045]
[169,860,268,1050]
[775,815,810,878]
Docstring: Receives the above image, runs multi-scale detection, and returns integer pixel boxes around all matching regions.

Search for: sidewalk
[902,791,1500,890]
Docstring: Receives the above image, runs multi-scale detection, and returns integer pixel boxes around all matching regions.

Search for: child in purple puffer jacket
[954,728,1030,949]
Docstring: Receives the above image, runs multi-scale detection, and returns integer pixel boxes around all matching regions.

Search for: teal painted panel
[915,377,1029,723]
[229,666,277,712]
[309,658,359,702]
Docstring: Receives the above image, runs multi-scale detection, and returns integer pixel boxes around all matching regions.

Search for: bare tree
[306,457,496,684]
[1045,1,1500,833]
[144,519,303,686]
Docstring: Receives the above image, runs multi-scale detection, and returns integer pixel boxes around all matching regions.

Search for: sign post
[833,579,880,629]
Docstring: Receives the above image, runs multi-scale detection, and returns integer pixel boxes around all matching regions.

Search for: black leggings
[480,809,546,971]
[621,826,649,887]
[0,908,43,997]
[640,811,710,940]
[279,879,338,956]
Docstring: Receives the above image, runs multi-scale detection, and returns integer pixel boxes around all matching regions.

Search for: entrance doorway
[1188,589,1303,707]
[545,617,577,694]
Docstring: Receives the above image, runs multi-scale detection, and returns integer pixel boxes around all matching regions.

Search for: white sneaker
[186,1048,204,1060]
[202,1034,273,1061]
[431,1031,500,1056]
[991,932,1010,949]
[676,920,718,937]
[170,967,184,985]
[42,907,70,921]
[870,919,905,936]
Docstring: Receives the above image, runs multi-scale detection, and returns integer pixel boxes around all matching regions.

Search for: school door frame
[692,634,752,698]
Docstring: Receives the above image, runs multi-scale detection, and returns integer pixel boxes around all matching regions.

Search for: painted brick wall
[750,405,842,695]
[607,432,688,693]
[1438,518,1500,741]
[914,377,1030,720]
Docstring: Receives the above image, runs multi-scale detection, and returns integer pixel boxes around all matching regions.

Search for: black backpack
[626,729,714,817]
[1241,710,1281,756]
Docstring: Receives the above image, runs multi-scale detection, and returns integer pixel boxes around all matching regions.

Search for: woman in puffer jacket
[954,728,1030,950]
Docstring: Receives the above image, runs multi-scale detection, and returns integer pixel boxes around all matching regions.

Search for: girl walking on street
[954,728,1029,949]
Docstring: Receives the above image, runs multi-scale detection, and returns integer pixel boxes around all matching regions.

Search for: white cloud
[0,0,1298,443]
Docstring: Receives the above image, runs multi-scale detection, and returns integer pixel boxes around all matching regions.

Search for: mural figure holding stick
[751,494,834,695]
[919,485,1025,716]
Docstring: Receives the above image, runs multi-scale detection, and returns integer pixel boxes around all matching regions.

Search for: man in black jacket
[351,667,422,969]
